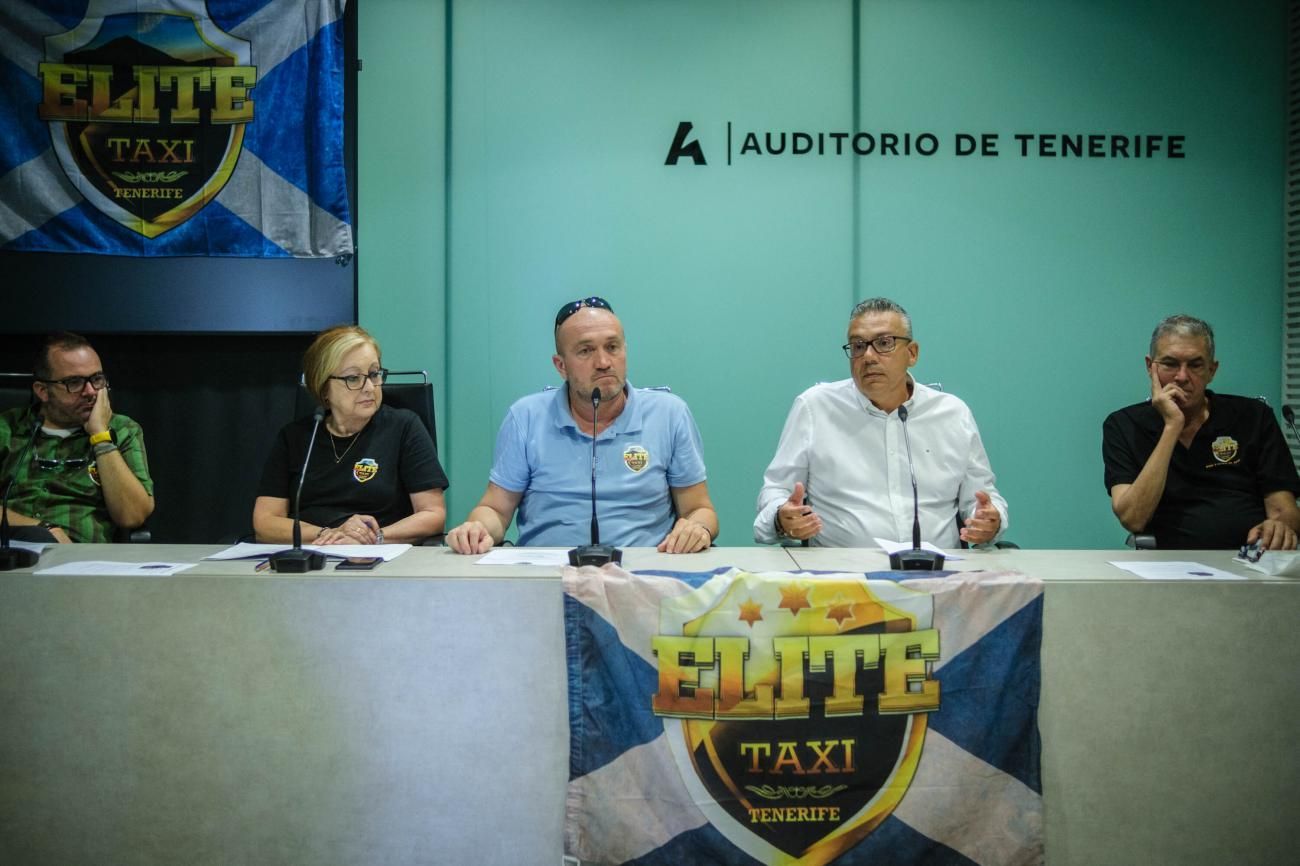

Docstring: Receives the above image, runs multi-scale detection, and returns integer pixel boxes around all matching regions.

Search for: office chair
[0,372,35,412]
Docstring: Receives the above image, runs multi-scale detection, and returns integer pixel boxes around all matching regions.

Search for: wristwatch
[88,430,114,446]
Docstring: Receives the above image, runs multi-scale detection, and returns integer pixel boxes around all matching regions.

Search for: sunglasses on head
[554,296,613,329]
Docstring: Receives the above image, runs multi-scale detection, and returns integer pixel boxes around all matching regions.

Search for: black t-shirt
[1101,392,1300,549]
[258,404,448,530]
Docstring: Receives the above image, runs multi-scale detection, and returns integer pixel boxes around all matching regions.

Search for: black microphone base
[889,548,945,571]
[268,548,326,573]
[0,546,40,571]
[568,544,623,567]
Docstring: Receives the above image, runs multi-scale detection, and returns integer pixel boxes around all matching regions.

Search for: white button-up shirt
[754,377,1008,548]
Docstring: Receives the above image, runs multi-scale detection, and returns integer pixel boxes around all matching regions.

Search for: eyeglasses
[33,454,89,471]
[555,296,613,329]
[328,369,389,390]
[842,336,912,359]
[1154,359,1208,375]
[39,373,108,393]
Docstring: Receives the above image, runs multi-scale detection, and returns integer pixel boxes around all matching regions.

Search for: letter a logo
[665,121,706,165]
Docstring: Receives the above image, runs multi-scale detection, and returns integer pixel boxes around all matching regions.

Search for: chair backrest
[0,372,35,413]
[296,370,437,450]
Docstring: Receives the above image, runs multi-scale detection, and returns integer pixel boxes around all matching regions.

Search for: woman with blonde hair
[253,325,447,545]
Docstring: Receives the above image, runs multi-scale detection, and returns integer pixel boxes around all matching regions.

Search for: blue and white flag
[563,566,1043,865]
[0,0,352,257]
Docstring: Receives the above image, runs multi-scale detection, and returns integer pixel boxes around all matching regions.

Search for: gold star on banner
[738,598,764,628]
[777,582,811,615]
[825,595,855,627]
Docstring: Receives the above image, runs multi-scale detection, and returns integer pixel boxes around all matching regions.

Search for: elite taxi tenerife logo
[37,10,256,238]
[353,458,378,483]
[651,572,939,865]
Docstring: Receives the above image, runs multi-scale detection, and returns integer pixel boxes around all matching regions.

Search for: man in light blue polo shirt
[447,297,719,554]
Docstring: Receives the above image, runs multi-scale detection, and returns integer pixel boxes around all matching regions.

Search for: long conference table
[1,544,1296,866]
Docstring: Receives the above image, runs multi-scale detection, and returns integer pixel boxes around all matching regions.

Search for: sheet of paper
[474,548,570,567]
[873,538,963,562]
[1239,551,1300,577]
[4,540,47,555]
[305,543,411,561]
[34,561,197,576]
[205,542,411,562]
[205,543,283,560]
[1108,560,1245,581]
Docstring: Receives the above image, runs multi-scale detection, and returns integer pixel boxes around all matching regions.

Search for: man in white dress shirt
[753,297,1008,548]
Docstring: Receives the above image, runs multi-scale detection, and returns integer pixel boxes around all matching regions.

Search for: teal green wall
[357,0,447,397]
[358,0,1286,549]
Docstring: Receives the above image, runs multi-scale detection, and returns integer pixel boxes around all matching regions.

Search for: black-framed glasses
[555,296,613,329]
[33,454,89,471]
[1153,359,1209,375]
[842,335,912,359]
[328,369,389,390]
[38,373,108,393]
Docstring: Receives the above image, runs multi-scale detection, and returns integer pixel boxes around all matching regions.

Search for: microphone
[270,407,327,572]
[0,414,44,570]
[1283,405,1300,451]
[888,404,945,571]
[589,387,602,545]
[568,386,622,567]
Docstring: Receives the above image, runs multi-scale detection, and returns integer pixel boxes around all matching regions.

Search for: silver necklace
[329,429,360,464]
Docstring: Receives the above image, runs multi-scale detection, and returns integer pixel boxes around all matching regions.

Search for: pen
[255,559,271,573]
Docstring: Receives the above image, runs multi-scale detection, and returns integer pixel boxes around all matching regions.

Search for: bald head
[555,306,621,353]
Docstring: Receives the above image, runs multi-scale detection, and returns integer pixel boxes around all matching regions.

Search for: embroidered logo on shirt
[623,445,649,473]
[1211,436,1239,463]
[88,462,101,487]
[353,458,379,483]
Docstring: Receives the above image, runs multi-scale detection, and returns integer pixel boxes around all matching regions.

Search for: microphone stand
[568,387,622,567]
[888,404,945,571]
[0,415,44,571]
[270,407,327,573]
[1283,405,1300,454]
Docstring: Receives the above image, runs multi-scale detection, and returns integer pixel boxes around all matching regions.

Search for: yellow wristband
[88,430,112,446]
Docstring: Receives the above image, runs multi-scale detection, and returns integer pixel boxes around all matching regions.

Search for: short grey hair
[849,297,912,338]
[1149,314,1214,360]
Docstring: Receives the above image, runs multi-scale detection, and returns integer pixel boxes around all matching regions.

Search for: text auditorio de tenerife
[733,130,1185,159]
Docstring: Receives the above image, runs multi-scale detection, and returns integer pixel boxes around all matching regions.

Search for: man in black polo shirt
[1102,314,1300,549]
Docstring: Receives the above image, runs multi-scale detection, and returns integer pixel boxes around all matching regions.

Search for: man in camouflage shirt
[1,333,153,543]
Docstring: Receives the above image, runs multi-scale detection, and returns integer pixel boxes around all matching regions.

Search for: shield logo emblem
[38,11,256,238]
[88,461,101,487]
[623,444,649,473]
[652,573,938,865]
[353,458,378,483]
[1211,436,1238,463]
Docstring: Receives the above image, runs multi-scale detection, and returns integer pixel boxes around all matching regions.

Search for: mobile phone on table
[335,556,382,571]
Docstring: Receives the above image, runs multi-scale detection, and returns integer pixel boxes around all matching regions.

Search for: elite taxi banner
[0,0,353,258]
[562,566,1043,866]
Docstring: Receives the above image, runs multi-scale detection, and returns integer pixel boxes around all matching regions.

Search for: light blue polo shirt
[489,383,708,547]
